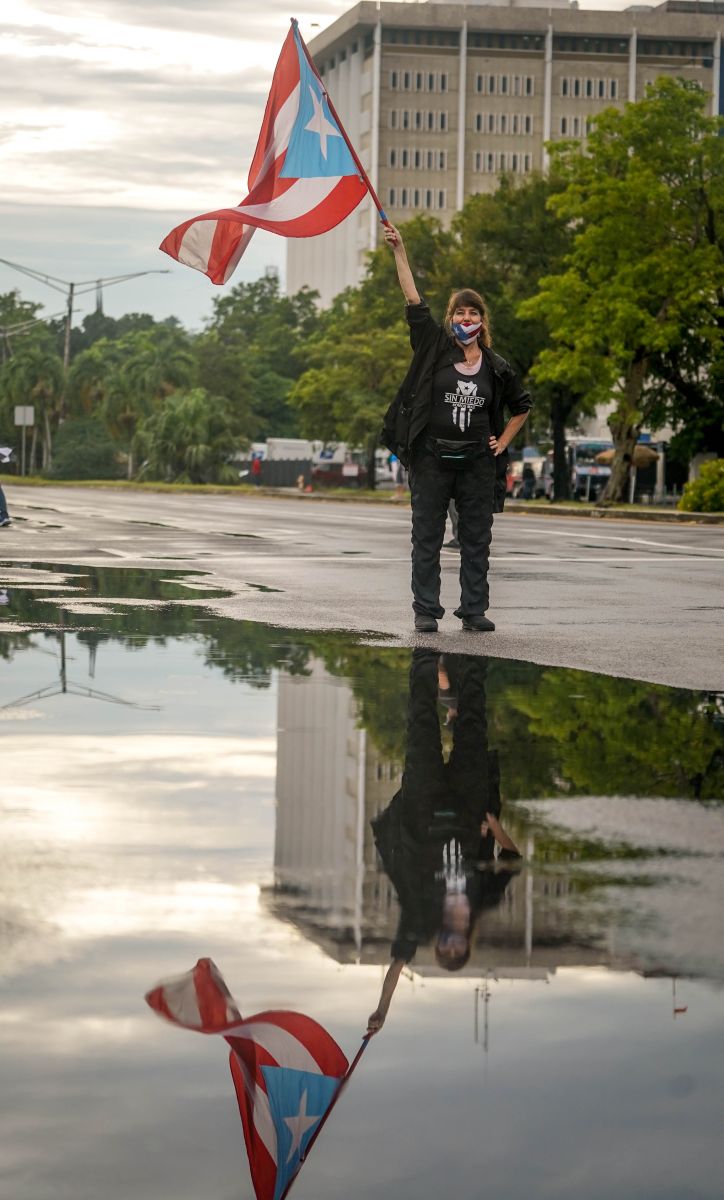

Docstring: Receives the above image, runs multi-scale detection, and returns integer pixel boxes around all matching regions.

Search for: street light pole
[63,280,75,372]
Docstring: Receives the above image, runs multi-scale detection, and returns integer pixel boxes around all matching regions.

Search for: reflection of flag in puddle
[146,958,367,1200]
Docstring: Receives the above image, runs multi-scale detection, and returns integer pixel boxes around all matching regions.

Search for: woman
[367,650,521,1035]
[381,223,532,633]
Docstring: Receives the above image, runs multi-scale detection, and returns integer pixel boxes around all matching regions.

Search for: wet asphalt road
[2,483,723,691]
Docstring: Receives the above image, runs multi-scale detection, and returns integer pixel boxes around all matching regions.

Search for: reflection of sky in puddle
[1,564,724,1199]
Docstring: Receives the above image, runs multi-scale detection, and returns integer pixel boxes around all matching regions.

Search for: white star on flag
[284,1089,321,1162]
[304,86,342,159]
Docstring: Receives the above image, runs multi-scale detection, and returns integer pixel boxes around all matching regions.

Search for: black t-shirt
[428,358,493,441]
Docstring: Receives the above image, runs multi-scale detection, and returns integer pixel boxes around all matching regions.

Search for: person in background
[0,484,11,528]
[250,455,262,486]
[367,650,521,1035]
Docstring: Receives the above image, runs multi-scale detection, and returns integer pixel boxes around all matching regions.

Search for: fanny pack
[425,437,486,470]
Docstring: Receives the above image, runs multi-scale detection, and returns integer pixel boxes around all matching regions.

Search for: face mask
[451,320,482,346]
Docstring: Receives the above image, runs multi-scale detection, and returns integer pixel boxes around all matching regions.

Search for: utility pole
[0,259,170,411]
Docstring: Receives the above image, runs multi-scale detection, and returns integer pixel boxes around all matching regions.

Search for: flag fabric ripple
[146,958,349,1200]
[160,22,368,285]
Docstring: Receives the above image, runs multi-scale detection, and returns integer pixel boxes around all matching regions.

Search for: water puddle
[1,561,723,1199]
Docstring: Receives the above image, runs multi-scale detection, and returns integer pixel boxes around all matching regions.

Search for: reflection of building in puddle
[266,661,616,976]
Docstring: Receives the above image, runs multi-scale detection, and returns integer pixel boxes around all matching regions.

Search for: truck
[264,438,315,461]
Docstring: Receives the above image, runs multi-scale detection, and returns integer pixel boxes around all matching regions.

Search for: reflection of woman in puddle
[368,650,521,1034]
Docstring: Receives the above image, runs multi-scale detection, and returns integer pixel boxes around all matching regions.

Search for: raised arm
[367,958,405,1035]
[382,223,421,306]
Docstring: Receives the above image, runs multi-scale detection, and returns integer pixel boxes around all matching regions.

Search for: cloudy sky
[1,0,636,330]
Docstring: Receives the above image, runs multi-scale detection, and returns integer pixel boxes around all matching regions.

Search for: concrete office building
[287,0,724,305]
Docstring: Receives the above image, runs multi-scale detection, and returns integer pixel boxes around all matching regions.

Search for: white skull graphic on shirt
[444,377,486,432]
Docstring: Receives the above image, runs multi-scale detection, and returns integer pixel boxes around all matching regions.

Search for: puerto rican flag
[146,958,350,1200]
[160,21,368,285]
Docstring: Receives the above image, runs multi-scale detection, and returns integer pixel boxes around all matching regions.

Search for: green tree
[0,334,64,471]
[521,78,724,503]
[197,275,320,441]
[136,387,238,484]
[448,174,582,498]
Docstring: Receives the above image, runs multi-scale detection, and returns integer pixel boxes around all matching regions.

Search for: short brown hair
[444,288,492,348]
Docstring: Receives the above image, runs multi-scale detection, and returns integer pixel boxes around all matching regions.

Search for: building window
[439,150,446,169]
[403,71,411,90]
[428,71,436,92]
[438,189,446,209]
[524,153,531,171]
[500,113,507,134]
[413,188,421,207]
[499,153,506,170]
[425,189,432,207]
[439,111,447,131]
[562,77,569,97]
[390,70,398,90]
[561,116,568,135]
[401,148,409,167]
[388,187,396,206]
[440,72,448,92]
[390,110,398,129]
[610,79,618,98]
[513,76,521,96]
[598,79,606,97]
[524,114,532,134]
[512,153,518,171]
[401,188,408,207]
[525,76,534,96]
[512,114,519,134]
[416,71,423,91]
[389,148,397,167]
[573,78,581,98]
[402,109,410,129]
[501,75,508,94]
[487,152,495,172]
[414,148,422,168]
[489,74,496,94]
[474,151,481,171]
[475,112,482,132]
[572,116,580,136]
[586,78,593,98]
[427,111,435,131]
[414,110,423,130]
[475,73,483,93]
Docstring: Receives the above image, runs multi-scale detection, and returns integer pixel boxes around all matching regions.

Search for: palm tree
[1,342,64,471]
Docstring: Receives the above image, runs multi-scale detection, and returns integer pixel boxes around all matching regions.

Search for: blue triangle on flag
[261,1065,341,1200]
[280,33,359,180]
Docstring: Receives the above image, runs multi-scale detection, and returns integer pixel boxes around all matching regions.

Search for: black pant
[409,443,496,618]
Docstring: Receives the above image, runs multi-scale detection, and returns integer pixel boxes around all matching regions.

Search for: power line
[0,257,171,378]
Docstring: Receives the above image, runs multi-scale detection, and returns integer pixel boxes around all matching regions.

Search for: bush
[679,458,724,513]
[49,418,122,480]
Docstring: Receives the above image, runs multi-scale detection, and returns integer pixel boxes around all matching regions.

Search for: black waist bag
[426,436,486,471]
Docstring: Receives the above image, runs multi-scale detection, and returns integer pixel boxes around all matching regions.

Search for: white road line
[508,525,724,553]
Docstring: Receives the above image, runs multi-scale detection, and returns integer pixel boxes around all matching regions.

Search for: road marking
[508,525,724,554]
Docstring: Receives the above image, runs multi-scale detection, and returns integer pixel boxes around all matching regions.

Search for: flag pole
[280,1034,372,1200]
[292,20,390,225]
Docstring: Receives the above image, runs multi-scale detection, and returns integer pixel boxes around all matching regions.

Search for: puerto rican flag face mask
[451,320,482,346]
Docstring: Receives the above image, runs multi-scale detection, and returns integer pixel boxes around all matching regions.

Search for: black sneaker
[443,538,460,550]
[461,615,495,632]
[414,614,439,633]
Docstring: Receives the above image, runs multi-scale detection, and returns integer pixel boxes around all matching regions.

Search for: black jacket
[381,301,533,512]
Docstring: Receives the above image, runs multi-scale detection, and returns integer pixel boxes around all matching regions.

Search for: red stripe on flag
[230,1050,279,1200]
[248,25,299,191]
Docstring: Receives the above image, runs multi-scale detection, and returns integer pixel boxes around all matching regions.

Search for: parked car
[312,460,368,488]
